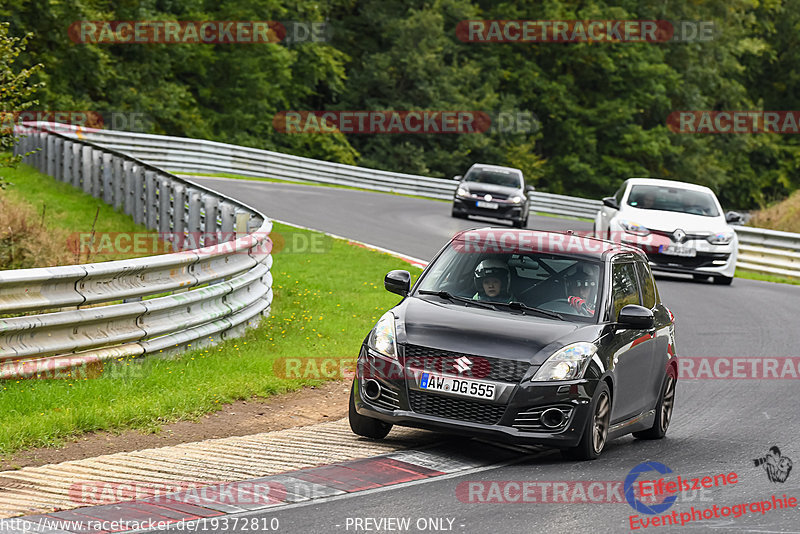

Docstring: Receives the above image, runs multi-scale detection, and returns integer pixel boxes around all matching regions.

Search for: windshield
[415,242,603,321]
[626,184,720,217]
[463,169,522,188]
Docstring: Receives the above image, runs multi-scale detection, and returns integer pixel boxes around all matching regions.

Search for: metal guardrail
[52,124,603,219]
[734,226,800,279]
[1,125,273,379]
[26,122,800,281]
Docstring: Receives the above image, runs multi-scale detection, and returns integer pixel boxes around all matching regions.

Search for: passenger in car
[566,264,599,316]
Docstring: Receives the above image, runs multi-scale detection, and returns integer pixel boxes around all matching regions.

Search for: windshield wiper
[417,290,496,310]
[487,300,564,320]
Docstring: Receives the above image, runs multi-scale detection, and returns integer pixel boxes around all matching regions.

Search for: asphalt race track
[180,177,800,533]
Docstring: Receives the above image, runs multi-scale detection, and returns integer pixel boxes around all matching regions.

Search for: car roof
[452,227,644,261]
[468,163,523,175]
[625,177,716,194]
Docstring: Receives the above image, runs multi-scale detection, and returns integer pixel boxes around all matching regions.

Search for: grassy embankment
[0,164,422,455]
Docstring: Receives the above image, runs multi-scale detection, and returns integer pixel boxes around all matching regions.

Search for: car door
[635,259,671,407]
[607,259,656,423]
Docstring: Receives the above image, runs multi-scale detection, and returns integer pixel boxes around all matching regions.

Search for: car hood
[620,207,730,234]
[461,183,521,196]
[394,297,593,365]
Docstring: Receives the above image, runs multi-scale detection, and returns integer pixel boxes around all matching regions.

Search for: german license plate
[476,201,499,209]
[660,244,696,257]
[420,373,496,400]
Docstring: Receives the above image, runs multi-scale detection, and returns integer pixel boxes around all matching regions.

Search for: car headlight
[456,186,470,197]
[706,230,734,245]
[532,342,598,381]
[619,220,650,236]
[510,195,523,204]
[368,312,397,359]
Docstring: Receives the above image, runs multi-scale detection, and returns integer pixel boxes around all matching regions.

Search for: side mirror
[617,304,654,329]
[602,196,619,210]
[384,270,411,296]
[526,185,536,193]
[453,175,463,181]
[725,211,744,225]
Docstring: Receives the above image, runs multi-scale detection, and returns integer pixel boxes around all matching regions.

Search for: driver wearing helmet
[566,263,599,316]
[473,258,514,302]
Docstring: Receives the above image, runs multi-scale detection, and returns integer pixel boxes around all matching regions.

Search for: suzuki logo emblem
[454,356,473,373]
[673,229,686,243]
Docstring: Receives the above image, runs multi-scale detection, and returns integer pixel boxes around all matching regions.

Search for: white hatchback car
[594,178,739,285]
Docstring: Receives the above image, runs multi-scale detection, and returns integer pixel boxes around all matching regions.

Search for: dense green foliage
[4,0,800,208]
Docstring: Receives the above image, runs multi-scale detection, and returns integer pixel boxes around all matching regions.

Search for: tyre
[562,382,611,461]
[512,217,525,228]
[348,381,392,439]
[451,208,467,219]
[633,371,676,440]
[713,275,733,285]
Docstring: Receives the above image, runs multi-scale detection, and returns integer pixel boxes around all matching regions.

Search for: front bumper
[453,197,526,222]
[618,234,737,278]
[353,345,596,447]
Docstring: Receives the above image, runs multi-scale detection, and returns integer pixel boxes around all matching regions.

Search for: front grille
[403,344,529,383]
[647,252,730,269]
[513,406,574,432]
[408,390,506,425]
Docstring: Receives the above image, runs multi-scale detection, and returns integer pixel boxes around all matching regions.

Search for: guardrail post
[47,134,56,177]
[187,188,202,235]
[72,142,82,189]
[113,157,124,210]
[82,146,93,194]
[235,210,251,238]
[91,149,102,198]
[145,170,158,230]
[203,195,219,246]
[219,202,236,235]
[102,153,114,205]
[32,132,43,170]
[53,137,64,181]
[133,166,145,225]
[158,177,172,235]
[62,140,73,184]
[172,184,186,239]
[121,160,134,213]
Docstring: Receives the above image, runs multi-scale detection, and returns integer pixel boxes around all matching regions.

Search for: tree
[0,22,43,188]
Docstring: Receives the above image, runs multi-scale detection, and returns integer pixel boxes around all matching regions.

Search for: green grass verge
[0,222,422,455]
[735,268,800,286]
[2,161,154,262]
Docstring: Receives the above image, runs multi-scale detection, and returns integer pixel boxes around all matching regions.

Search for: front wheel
[348,381,392,439]
[713,275,733,286]
[633,371,676,440]
[562,382,611,461]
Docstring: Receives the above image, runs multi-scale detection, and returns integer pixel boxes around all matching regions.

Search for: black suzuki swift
[349,228,677,460]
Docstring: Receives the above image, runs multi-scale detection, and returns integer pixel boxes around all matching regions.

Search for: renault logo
[454,356,473,373]
[673,229,686,243]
